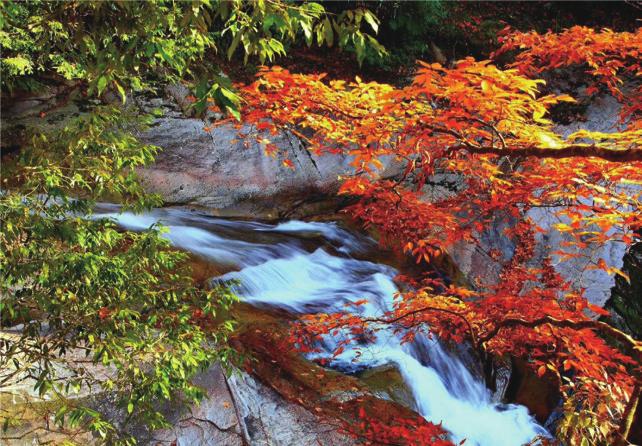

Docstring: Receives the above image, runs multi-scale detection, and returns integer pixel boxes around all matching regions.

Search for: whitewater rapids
[96,205,547,446]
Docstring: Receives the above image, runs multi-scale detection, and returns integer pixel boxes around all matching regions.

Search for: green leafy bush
[0,107,238,444]
[0,0,384,116]
[0,2,385,442]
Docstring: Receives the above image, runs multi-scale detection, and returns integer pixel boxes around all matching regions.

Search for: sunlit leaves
[1,1,384,118]
[495,26,642,123]
[219,2,384,66]
[241,26,642,446]
[0,108,237,444]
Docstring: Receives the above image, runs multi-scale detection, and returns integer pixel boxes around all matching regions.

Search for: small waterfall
[96,206,547,445]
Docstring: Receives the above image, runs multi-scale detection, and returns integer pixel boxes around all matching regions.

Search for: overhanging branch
[459,144,642,163]
[479,315,642,356]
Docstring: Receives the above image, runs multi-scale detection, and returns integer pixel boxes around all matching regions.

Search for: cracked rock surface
[150,364,354,446]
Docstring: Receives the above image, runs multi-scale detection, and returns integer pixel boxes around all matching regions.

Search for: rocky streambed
[2,204,556,445]
[97,206,547,446]
[3,84,636,446]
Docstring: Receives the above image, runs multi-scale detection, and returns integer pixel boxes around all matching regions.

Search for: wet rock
[227,371,354,446]
[136,117,357,219]
[150,365,244,446]
[230,304,439,445]
[357,364,415,408]
[504,358,561,424]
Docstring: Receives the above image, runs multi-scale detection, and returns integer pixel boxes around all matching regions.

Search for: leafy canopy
[0,0,384,117]
[1,0,385,444]
[240,25,642,446]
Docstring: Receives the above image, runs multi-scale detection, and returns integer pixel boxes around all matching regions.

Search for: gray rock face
[150,364,354,446]
[445,204,627,308]
[227,372,353,446]
[447,216,515,289]
[443,95,629,306]
[554,94,625,138]
[2,85,400,219]
[135,85,401,219]
[541,93,630,306]
[137,117,356,218]
[150,365,244,446]
[526,206,626,307]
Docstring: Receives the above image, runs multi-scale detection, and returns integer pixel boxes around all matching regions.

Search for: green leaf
[301,21,312,45]
[323,18,333,47]
[354,32,366,65]
[362,10,379,34]
[227,31,242,60]
[114,80,126,103]
[225,105,241,121]
[219,86,240,105]
[97,75,108,95]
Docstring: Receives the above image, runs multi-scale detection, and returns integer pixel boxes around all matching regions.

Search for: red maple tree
[233,26,641,445]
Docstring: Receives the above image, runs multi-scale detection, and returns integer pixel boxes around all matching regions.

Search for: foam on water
[97,207,547,445]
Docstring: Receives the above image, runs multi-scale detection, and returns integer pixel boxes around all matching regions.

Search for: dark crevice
[603,239,642,340]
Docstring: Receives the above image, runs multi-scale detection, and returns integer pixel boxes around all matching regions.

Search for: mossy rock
[603,241,642,339]
[358,363,416,409]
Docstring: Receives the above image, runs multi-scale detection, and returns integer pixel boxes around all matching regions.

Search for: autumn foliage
[238,26,641,446]
[495,26,642,122]
[352,408,453,446]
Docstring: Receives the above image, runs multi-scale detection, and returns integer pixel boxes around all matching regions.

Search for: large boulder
[137,115,356,219]
[436,95,629,307]
[150,364,354,446]
[1,85,401,219]
[444,203,627,307]
[136,85,402,219]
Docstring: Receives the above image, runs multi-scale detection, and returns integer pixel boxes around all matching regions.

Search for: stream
[96,205,548,446]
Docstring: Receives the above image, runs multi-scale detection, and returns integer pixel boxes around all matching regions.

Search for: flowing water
[96,205,547,446]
